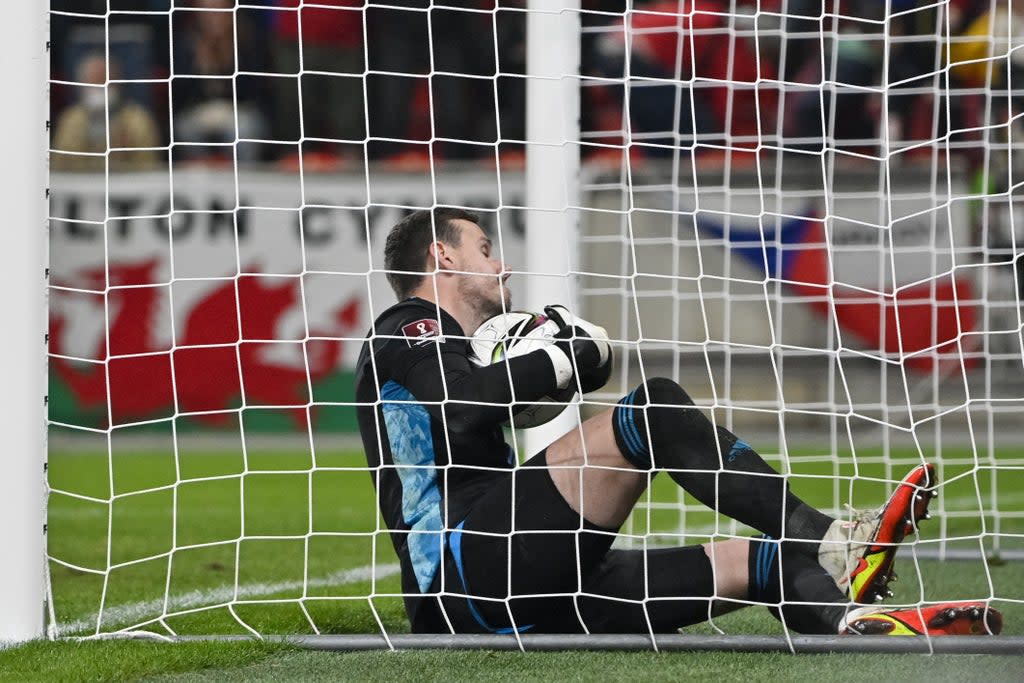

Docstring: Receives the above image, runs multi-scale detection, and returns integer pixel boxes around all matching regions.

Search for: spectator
[773,0,821,83]
[271,0,365,167]
[594,0,778,156]
[365,1,519,164]
[430,2,513,160]
[364,0,431,162]
[948,1,1024,92]
[484,0,528,162]
[172,0,272,163]
[773,0,893,152]
[51,52,163,171]
[782,27,883,150]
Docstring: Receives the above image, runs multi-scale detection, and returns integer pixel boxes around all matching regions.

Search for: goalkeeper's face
[451,220,511,319]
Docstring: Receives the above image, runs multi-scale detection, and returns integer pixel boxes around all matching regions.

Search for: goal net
[41,0,1023,645]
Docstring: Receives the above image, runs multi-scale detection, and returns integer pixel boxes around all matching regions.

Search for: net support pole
[523,0,581,455]
[0,1,48,643]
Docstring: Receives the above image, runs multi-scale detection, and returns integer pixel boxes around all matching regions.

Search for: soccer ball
[470,311,576,428]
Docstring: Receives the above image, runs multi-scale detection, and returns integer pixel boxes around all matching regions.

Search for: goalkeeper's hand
[544,305,613,394]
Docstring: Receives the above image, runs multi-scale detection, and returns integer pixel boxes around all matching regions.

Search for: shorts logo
[402,318,441,346]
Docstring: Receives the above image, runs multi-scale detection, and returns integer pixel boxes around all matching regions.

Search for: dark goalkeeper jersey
[354,297,559,628]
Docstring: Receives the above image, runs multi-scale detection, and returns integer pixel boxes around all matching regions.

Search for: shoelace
[838,503,880,533]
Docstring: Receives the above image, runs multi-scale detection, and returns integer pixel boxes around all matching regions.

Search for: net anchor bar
[159,633,1024,655]
[292,634,1024,655]
[151,634,1024,655]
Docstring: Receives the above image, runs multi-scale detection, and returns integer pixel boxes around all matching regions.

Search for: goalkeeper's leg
[547,377,834,550]
[575,536,849,634]
[601,377,937,603]
[611,378,834,545]
[433,457,845,634]
[574,536,1002,635]
[538,377,932,614]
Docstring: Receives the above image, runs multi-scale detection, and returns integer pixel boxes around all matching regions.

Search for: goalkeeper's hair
[385,207,480,299]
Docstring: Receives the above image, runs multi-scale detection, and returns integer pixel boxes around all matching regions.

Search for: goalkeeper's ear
[427,240,457,272]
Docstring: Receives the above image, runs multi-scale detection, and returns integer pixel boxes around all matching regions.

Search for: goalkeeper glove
[544,305,613,394]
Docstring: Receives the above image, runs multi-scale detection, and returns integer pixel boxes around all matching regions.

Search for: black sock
[748,534,849,634]
[613,378,834,544]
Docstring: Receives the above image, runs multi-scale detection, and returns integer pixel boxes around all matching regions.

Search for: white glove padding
[544,304,611,367]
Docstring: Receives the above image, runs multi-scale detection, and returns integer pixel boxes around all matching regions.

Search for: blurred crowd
[581,0,1024,164]
[49,0,1023,172]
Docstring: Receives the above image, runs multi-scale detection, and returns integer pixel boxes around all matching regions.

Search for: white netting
[45,1,1023,640]
[574,2,1024,559]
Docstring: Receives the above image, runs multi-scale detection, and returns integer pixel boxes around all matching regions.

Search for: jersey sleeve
[375,313,560,432]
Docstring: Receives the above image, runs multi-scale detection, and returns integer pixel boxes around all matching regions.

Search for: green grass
[46,449,410,638]
[3,643,1023,682]
[4,445,1021,681]
[140,650,1024,683]
[0,640,286,683]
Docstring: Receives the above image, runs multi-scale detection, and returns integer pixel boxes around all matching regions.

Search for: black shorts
[412,451,719,634]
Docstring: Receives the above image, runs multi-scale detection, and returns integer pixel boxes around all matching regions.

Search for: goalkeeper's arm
[400,308,610,433]
[403,348,560,432]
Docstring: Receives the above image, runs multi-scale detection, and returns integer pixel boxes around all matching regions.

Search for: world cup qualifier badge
[402,318,442,346]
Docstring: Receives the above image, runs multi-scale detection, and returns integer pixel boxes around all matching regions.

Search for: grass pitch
[3,643,1024,683]
[3,443,1021,681]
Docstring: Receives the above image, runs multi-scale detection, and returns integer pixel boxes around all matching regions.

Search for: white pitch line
[55,562,401,636]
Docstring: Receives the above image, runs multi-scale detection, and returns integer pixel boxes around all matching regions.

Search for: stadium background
[49,163,1022,436]
[46,0,1024,439]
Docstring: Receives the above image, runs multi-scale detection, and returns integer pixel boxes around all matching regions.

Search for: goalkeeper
[355,207,1002,637]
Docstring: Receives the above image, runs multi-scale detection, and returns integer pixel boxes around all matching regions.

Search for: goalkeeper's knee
[611,377,691,469]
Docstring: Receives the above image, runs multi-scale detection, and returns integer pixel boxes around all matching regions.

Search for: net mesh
[45,1,1023,640]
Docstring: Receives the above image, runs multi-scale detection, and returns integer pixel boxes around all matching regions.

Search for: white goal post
[1,0,48,644]
[27,0,1024,650]
[523,0,582,454]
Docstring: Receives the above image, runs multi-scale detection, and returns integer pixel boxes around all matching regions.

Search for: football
[470,311,576,428]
